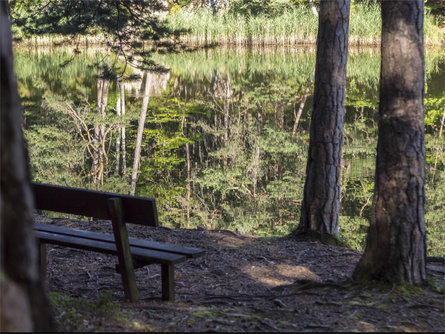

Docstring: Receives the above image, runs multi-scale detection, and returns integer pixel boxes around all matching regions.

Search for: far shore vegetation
[11,0,445,47]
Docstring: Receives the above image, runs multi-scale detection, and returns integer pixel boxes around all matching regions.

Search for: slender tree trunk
[353,0,426,285]
[292,79,313,139]
[116,80,122,173]
[120,80,127,176]
[224,74,231,143]
[93,76,110,185]
[439,105,445,138]
[181,112,192,228]
[0,3,54,331]
[115,79,127,176]
[252,106,263,203]
[223,74,231,166]
[130,71,152,196]
[432,104,445,181]
[296,0,350,238]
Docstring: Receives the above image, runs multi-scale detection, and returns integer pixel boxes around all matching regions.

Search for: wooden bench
[32,182,204,302]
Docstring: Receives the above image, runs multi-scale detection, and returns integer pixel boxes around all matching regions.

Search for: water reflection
[14,46,445,248]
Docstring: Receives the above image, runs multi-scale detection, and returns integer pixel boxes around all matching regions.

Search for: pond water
[14,45,445,251]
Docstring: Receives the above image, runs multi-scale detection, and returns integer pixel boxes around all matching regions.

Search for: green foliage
[425,172,445,257]
[424,96,445,132]
[339,216,369,251]
[26,125,84,187]
[10,0,173,40]
[228,0,295,18]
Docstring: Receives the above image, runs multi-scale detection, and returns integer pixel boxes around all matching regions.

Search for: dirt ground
[36,214,445,332]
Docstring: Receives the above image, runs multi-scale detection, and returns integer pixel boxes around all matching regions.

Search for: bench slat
[34,223,205,258]
[31,182,158,226]
[35,230,187,265]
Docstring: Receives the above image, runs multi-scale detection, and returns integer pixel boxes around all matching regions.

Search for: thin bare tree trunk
[432,104,445,181]
[223,74,231,166]
[439,105,445,138]
[93,76,110,186]
[224,74,231,143]
[130,72,152,196]
[0,2,54,331]
[292,79,313,139]
[121,80,127,176]
[252,106,263,202]
[116,80,122,173]
[181,112,192,228]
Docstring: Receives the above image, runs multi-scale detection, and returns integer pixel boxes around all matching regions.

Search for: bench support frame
[108,197,139,302]
[161,264,175,302]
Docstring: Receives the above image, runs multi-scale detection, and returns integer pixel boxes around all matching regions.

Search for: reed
[166,2,444,47]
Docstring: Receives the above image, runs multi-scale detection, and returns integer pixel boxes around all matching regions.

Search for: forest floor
[36,214,445,332]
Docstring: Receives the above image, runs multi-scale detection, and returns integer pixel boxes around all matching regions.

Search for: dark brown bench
[32,182,204,302]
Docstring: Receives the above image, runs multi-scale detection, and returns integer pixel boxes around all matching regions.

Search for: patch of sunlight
[242,263,320,287]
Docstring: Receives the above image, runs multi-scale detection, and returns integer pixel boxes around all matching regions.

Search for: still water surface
[14,46,445,247]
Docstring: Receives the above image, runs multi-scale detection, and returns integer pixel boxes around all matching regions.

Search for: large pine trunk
[296,0,350,237]
[353,0,426,285]
[0,2,54,331]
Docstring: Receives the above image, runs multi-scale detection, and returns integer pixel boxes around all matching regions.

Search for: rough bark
[353,0,426,285]
[296,0,350,237]
[0,2,54,331]
[130,71,152,196]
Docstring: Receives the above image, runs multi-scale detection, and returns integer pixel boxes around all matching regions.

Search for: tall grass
[167,5,317,46]
[167,2,444,47]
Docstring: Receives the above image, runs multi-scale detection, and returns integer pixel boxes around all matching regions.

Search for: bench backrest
[31,182,158,227]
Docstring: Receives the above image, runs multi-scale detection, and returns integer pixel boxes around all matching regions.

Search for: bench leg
[108,198,139,302]
[38,242,47,281]
[161,264,175,302]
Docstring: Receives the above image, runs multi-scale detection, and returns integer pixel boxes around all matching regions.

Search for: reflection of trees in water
[18,48,445,247]
[131,71,153,195]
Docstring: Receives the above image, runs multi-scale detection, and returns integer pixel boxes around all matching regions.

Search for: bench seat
[34,223,204,260]
[35,229,187,265]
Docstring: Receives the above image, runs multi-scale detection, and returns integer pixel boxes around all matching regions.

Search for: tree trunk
[292,79,313,139]
[353,0,426,285]
[223,74,231,166]
[296,0,350,238]
[181,112,192,228]
[93,76,110,186]
[0,2,54,331]
[252,106,263,203]
[130,71,152,196]
[116,80,122,173]
[120,79,127,176]
[432,104,445,181]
